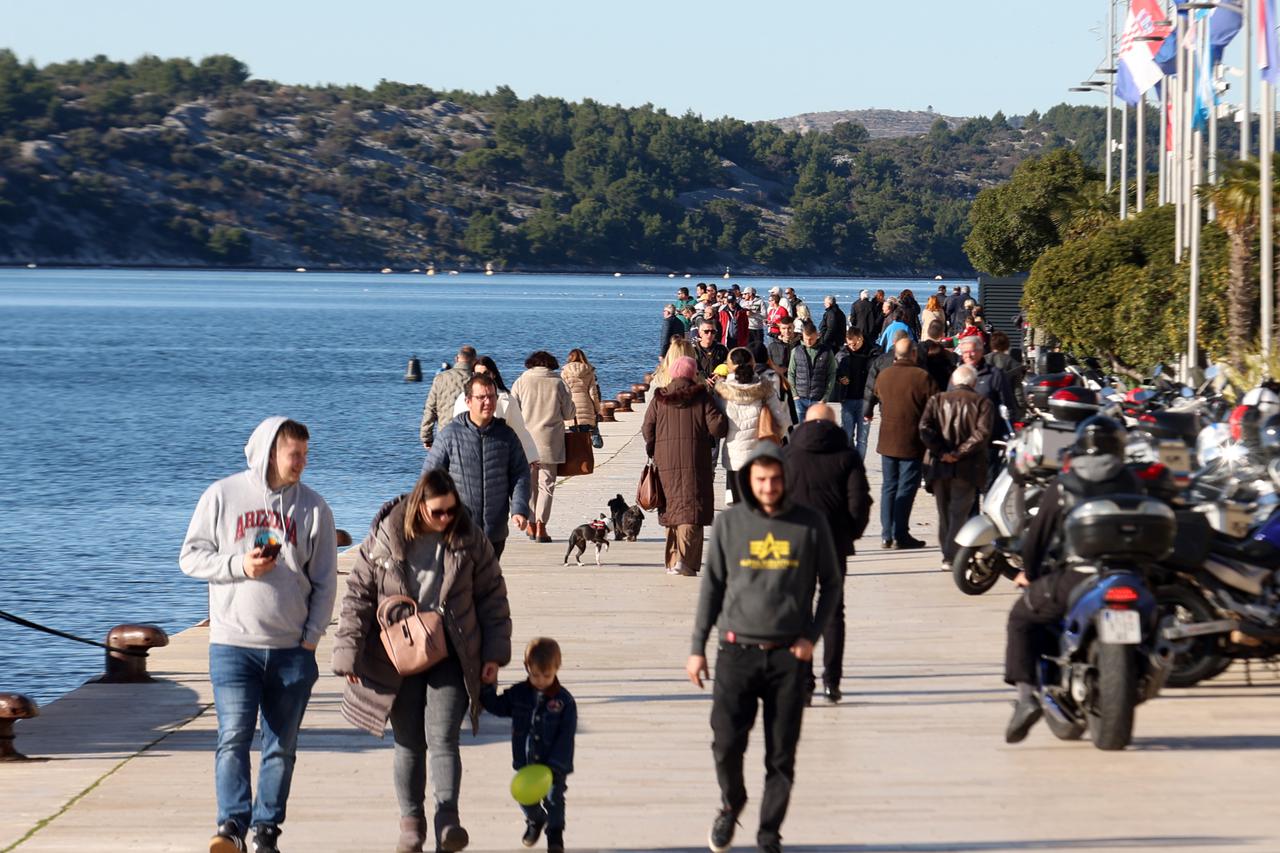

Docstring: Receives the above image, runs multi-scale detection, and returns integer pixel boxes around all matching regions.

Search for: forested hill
[0,52,1112,273]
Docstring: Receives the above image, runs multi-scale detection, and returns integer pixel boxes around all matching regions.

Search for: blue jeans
[209,643,319,832]
[795,398,819,424]
[520,772,568,831]
[389,656,470,842]
[840,400,869,457]
[880,455,923,543]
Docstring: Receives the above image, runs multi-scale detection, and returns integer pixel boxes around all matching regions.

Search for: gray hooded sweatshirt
[179,416,338,649]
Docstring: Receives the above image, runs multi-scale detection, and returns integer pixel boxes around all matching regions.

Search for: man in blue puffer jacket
[423,373,531,558]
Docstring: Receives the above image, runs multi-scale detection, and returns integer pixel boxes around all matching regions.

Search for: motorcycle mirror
[1153,363,1165,378]
[1204,365,1220,380]
[1181,386,1194,399]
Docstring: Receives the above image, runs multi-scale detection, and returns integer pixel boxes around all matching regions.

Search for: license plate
[1158,446,1191,475]
[1099,609,1142,644]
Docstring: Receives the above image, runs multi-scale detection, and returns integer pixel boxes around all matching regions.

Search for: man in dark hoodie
[783,404,871,704]
[817,295,847,351]
[688,444,842,853]
[833,328,880,456]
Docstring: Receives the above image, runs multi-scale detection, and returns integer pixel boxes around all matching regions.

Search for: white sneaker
[724,488,734,505]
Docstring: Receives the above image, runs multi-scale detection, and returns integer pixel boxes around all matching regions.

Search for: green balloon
[510,763,553,806]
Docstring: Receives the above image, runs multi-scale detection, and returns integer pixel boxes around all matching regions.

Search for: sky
[0,1,1248,121]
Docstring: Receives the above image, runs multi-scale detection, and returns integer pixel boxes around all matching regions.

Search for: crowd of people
[175,281,1025,853]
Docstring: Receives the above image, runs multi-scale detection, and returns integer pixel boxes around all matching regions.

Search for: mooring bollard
[615,392,634,413]
[0,693,38,761]
[599,402,617,422]
[630,383,647,403]
[404,357,422,382]
[98,624,169,684]
[336,528,353,547]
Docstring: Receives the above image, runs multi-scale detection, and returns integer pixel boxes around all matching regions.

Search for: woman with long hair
[921,295,945,342]
[511,351,575,543]
[652,338,697,389]
[332,469,512,853]
[451,356,538,464]
[561,348,602,429]
[715,348,792,504]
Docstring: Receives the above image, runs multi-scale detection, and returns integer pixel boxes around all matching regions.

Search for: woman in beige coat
[511,351,575,543]
[561,348,601,427]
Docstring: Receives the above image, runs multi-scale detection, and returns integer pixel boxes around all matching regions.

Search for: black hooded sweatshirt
[783,419,872,560]
[691,444,842,654]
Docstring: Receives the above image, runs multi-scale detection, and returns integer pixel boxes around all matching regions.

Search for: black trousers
[806,587,846,691]
[711,643,806,847]
[491,538,506,560]
[1004,570,1087,685]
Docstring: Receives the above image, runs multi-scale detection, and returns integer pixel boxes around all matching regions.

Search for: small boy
[481,637,577,853]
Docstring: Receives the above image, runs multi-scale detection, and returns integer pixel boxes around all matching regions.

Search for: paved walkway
[4,399,1280,852]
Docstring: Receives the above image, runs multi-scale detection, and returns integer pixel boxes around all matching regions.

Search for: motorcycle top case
[1135,410,1201,445]
[1064,494,1177,562]
[1023,372,1080,412]
[1047,387,1101,423]
[1013,418,1077,479]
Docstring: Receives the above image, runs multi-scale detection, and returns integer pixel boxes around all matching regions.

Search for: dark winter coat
[863,347,928,418]
[423,414,531,544]
[871,360,938,460]
[918,386,995,489]
[661,314,686,357]
[783,419,872,560]
[956,361,1020,438]
[818,303,847,351]
[331,498,512,737]
[641,378,728,527]
[481,678,577,775]
[790,344,836,401]
[833,341,880,403]
[694,342,729,381]
[850,298,879,341]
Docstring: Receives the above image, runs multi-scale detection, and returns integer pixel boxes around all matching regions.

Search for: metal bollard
[98,624,169,684]
[599,402,617,422]
[0,693,38,761]
[336,528,353,547]
[630,383,646,403]
[404,357,422,382]
[615,392,634,413]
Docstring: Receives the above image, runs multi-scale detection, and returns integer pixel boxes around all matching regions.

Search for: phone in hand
[259,542,282,560]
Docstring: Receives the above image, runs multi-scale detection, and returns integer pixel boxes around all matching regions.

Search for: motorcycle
[1036,494,1177,750]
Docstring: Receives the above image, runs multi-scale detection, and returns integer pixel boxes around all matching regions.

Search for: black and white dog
[564,515,612,566]
[607,493,646,542]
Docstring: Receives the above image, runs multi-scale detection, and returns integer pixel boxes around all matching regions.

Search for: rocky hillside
[768,109,966,138]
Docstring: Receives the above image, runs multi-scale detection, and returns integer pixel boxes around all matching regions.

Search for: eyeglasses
[470,394,498,402]
[700,330,715,335]
[425,503,458,521]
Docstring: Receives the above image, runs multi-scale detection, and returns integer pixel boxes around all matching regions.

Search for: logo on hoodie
[741,533,798,571]
[234,509,298,545]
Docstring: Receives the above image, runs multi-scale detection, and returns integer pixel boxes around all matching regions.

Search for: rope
[0,610,148,657]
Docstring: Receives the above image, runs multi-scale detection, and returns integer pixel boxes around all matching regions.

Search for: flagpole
[1108,0,1117,194]
[1262,78,1274,361]
[1122,104,1131,217]
[1175,11,1187,259]
[1138,92,1147,212]
[1160,75,1169,205]
[1209,63,1219,221]
[1245,0,1255,160]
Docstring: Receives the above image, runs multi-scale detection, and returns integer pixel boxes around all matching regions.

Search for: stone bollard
[404,357,422,382]
[0,693,39,761]
[336,528,353,547]
[630,383,647,403]
[599,402,617,422]
[615,392,634,413]
[98,624,169,684]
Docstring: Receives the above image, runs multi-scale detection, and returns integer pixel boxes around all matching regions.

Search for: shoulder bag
[756,401,782,444]
[558,417,596,476]
[377,594,448,677]
[637,457,664,510]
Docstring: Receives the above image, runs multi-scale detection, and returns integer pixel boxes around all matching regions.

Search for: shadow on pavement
[1135,734,1280,751]
[616,836,1253,852]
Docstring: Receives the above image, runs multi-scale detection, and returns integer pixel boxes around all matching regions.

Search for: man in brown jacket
[867,337,937,549]
[919,365,994,567]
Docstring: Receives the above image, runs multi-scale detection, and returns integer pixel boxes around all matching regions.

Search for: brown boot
[536,522,552,543]
[396,816,427,852]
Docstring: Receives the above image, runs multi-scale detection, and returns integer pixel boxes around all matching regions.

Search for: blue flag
[1210,5,1243,65]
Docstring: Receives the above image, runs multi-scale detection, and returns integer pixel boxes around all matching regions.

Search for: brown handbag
[558,424,596,476]
[756,401,782,444]
[377,595,448,677]
[636,458,663,510]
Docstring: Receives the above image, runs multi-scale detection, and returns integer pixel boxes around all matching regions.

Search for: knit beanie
[671,356,697,380]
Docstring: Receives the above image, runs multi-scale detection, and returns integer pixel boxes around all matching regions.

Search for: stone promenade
[3,400,1280,852]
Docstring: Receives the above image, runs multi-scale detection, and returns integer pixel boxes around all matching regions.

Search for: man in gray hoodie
[687,444,841,853]
[180,417,338,853]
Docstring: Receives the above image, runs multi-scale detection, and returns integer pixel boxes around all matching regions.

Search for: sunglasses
[425,503,458,521]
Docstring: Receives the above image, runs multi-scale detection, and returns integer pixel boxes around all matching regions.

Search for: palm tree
[1050,180,1116,242]
[1199,159,1261,372]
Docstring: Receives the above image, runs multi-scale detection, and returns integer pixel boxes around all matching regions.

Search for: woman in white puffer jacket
[713,347,793,504]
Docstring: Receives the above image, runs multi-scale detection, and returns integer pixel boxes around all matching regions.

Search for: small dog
[607,494,631,540]
[564,515,612,566]
[618,504,645,542]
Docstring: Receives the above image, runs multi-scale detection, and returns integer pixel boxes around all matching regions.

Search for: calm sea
[0,269,967,703]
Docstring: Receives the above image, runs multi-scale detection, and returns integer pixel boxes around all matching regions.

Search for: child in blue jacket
[481,637,577,853]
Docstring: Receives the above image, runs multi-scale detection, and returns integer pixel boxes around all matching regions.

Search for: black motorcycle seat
[1212,534,1280,569]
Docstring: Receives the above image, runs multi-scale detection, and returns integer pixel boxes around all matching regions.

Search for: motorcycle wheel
[1156,585,1228,688]
[951,546,1003,596]
[1088,643,1137,751]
